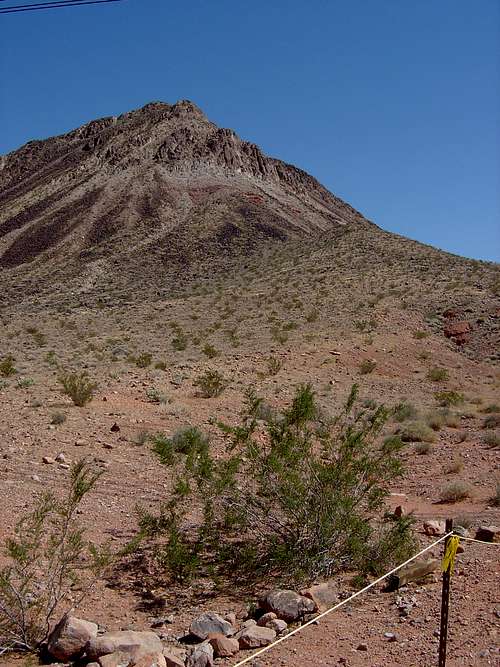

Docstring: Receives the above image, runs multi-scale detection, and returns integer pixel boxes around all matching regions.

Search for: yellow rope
[232,532,452,667]
[457,535,500,546]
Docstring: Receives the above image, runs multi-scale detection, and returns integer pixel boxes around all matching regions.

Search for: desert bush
[305,309,319,323]
[443,459,464,474]
[146,387,167,404]
[413,330,428,339]
[483,432,500,448]
[0,461,109,654]
[434,391,464,407]
[50,412,66,426]
[483,415,500,429]
[0,355,16,378]
[440,481,472,503]
[194,370,226,398]
[481,403,500,414]
[415,442,432,455]
[58,371,97,407]
[427,367,449,382]
[135,352,152,368]
[202,343,219,359]
[397,421,436,443]
[16,378,34,389]
[154,361,167,371]
[134,429,150,446]
[392,401,418,422]
[267,356,282,376]
[172,333,188,351]
[359,359,377,375]
[139,384,412,583]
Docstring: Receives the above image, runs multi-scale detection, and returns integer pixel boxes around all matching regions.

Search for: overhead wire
[0,0,122,13]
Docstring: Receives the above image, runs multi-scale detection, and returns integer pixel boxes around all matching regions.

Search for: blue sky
[1,0,499,261]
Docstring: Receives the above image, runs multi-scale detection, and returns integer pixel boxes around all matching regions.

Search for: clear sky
[1,0,499,261]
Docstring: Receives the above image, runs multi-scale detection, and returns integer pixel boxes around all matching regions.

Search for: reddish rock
[48,615,98,661]
[300,582,338,613]
[444,320,471,340]
[475,526,500,543]
[237,625,276,649]
[259,589,315,622]
[207,633,239,657]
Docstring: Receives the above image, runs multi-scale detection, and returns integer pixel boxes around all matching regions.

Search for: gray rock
[189,612,234,641]
[187,642,213,667]
[259,589,315,622]
[86,630,162,661]
[47,615,98,661]
[237,625,276,649]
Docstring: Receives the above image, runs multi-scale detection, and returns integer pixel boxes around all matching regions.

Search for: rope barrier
[232,532,453,667]
[456,535,500,546]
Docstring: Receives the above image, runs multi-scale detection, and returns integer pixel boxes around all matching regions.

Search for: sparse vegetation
[398,421,436,443]
[483,432,500,448]
[415,441,432,455]
[427,367,449,382]
[135,352,152,368]
[0,461,109,654]
[359,359,377,375]
[202,343,219,359]
[193,369,227,398]
[434,391,464,407]
[50,412,66,426]
[392,401,418,422]
[440,481,472,503]
[0,355,16,378]
[58,371,97,407]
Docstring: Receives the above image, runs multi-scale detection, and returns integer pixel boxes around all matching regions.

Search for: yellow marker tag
[442,536,460,574]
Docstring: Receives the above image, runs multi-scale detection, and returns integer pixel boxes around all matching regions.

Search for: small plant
[413,330,428,339]
[392,402,418,422]
[267,356,282,376]
[172,333,188,351]
[483,432,500,449]
[194,370,227,398]
[434,391,464,407]
[202,343,219,359]
[0,355,16,378]
[483,415,500,429]
[414,441,432,455]
[58,371,97,407]
[440,481,472,503]
[16,378,34,389]
[50,412,66,426]
[44,351,58,367]
[427,367,449,382]
[305,309,319,323]
[146,387,167,404]
[133,429,150,446]
[0,460,109,654]
[359,359,377,375]
[481,404,500,414]
[135,352,152,368]
[443,459,464,474]
[154,360,167,371]
[151,427,209,466]
[397,421,436,443]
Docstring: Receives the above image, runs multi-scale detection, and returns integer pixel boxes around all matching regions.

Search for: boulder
[99,649,167,667]
[259,589,315,622]
[187,642,213,667]
[444,321,471,338]
[237,625,276,649]
[300,582,338,612]
[475,526,500,543]
[207,633,239,657]
[99,652,132,667]
[134,653,167,667]
[256,612,277,627]
[86,631,162,661]
[266,618,287,634]
[47,615,98,661]
[189,612,234,640]
[163,651,185,667]
[423,520,446,536]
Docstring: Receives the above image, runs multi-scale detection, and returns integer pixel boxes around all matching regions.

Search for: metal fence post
[438,518,453,667]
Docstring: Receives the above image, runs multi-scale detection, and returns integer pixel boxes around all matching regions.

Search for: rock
[43,456,55,464]
[75,439,86,446]
[241,619,257,628]
[31,474,41,482]
[189,612,234,640]
[259,589,315,622]
[86,631,162,661]
[187,642,213,667]
[207,633,239,657]
[163,652,185,667]
[300,582,338,612]
[266,619,287,634]
[423,520,446,536]
[55,452,66,463]
[224,612,237,626]
[150,616,173,628]
[237,625,276,649]
[48,615,98,661]
[257,612,277,627]
[357,643,368,651]
[384,632,397,642]
[475,526,500,543]
[444,321,471,343]
[134,653,167,667]
[99,651,131,667]
[110,423,120,432]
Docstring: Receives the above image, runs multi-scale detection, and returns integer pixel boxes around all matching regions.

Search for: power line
[0,0,123,13]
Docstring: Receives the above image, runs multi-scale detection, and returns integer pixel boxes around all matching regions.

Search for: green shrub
[58,371,97,407]
[427,367,449,382]
[50,412,66,426]
[398,421,436,443]
[440,481,472,503]
[135,352,152,368]
[0,461,108,653]
[146,387,167,404]
[415,442,432,455]
[483,432,500,448]
[202,344,219,359]
[267,356,282,376]
[443,459,464,474]
[392,402,418,422]
[139,384,412,583]
[359,359,377,375]
[16,378,34,389]
[434,391,464,407]
[194,370,226,398]
[172,333,188,351]
[481,404,500,414]
[0,355,16,378]
[154,361,167,371]
[413,330,428,339]
[483,415,500,429]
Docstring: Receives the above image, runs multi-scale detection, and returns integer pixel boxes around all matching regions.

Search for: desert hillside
[0,103,499,667]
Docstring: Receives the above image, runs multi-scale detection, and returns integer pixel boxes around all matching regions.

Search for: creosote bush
[0,461,109,654]
[427,367,449,382]
[193,370,226,398]
[0,355,16,378]
[58,371,97,407]
[138,384,413,584]
[440,481,472,503]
